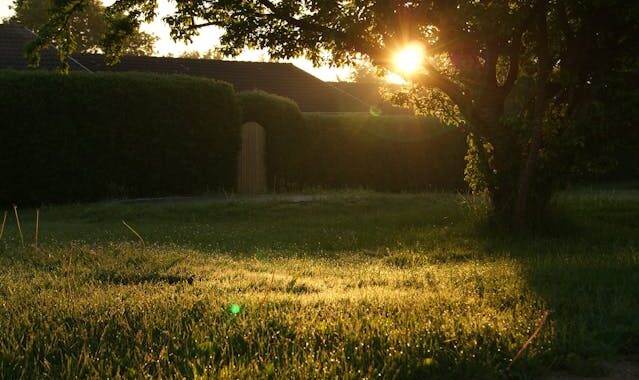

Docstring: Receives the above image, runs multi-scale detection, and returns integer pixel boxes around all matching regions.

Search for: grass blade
[0,210,7,241]
[13,205,24,248]
[35,209,40,249]
[122,220,145,248]
[508,309,552,370]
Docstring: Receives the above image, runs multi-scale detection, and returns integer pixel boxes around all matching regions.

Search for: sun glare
[385,72,407,84]
[392,43,425,76]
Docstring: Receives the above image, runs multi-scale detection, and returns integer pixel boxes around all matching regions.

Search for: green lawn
[0,186,637,379]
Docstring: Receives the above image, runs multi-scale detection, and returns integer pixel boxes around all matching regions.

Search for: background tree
[177,49,224,59]
[29,0,639,226]
[348,64,383,83]
[10,0,156,57]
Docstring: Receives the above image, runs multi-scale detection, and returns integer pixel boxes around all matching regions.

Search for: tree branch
[502,36,521,94]
[485,39,498,89]
[255,0,348,38]
[501,0,545,94]
[410,64,486,133]
[418,66,471,113]
[556,0,574,44]
[183,0,476,128]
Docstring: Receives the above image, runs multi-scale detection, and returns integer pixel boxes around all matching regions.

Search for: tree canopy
[30,0,639,226]
[11,0,156,67]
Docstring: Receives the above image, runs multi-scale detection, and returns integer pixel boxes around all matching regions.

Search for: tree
[30,0,639,226]
[348,64,383,83]
[11,0,156,63]
[178,49,224,59]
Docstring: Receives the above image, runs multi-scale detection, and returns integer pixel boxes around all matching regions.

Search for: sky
[0,0,353,81]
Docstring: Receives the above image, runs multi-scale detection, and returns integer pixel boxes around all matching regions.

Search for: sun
[392,43,425,76]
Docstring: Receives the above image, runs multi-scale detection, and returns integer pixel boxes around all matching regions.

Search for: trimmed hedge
[2,76,467,205]
[239,91,466,191]
[294,113,468,191]
[0,70,240,205]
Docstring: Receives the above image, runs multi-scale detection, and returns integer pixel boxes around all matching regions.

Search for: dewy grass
[0,187,637,379]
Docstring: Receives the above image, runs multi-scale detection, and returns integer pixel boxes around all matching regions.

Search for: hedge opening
[237,90,306,188]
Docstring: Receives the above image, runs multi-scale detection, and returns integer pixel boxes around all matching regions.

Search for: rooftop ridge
[75,52,298,67]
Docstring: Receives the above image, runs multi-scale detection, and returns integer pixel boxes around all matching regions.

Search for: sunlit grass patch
[0,189,637,379]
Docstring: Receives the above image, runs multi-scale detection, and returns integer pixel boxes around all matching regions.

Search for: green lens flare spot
[369,106,382,117]
[229,304,241,315]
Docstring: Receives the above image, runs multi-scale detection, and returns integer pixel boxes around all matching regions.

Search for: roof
[0,23,90,72]
[329,81,413,115]
[0,23,372,112]
[75,54,369,112]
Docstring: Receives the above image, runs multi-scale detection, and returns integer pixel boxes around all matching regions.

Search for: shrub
[0,70,240,206]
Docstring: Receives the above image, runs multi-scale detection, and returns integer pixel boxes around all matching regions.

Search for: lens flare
[369,106,382,117]
[393,43,425,75]
[229,304,241,315]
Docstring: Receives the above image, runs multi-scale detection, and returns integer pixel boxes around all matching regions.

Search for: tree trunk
[513,113,544,227]
[513,4,552,227]
[470,93,520,223]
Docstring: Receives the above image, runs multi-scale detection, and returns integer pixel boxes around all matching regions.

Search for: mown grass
[0,186,637,379]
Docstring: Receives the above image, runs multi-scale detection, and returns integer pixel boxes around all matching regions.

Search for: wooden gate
[237,122,267,193]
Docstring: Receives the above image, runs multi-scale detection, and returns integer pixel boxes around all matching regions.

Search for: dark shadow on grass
[20,193,470,256]
[475,193,639,377]
[94,270,195,285]
[520,257,639,376]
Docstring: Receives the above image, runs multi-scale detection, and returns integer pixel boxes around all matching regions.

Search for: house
[329,81,413,115]
[74,53,369,112]
[1,23,398,113]
[0,23,91,72]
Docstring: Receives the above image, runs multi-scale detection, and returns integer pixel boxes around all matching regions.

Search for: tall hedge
[238,91,466,191]
[0,70,240,205]
[297,113,468,191]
